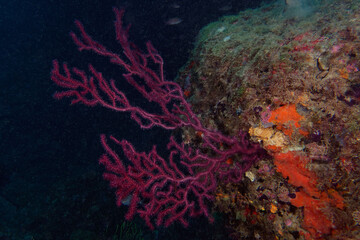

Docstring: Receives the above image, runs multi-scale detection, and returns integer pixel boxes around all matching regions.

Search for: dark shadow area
[0,0,273,239]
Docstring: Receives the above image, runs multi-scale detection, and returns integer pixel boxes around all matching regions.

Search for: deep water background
[0,0,273,239]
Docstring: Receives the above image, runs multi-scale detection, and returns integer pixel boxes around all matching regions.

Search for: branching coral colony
[51,8,266,229]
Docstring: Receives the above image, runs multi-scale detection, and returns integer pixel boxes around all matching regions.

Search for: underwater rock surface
[177,0,360,239]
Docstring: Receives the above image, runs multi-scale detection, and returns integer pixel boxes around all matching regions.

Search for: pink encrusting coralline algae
[50,8,265,229]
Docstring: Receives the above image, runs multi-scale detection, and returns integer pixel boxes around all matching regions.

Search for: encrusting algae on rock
[177,0,360,239]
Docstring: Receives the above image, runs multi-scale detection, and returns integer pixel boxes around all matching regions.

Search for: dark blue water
[0,0,272,239]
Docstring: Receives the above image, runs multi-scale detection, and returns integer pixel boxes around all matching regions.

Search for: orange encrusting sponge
[273,151,344,239]
[274,152,319,197]
[268,104,307,137]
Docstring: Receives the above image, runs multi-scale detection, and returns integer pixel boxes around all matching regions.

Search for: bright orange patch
[226,158,233,165]
[274,152,319,197]
[264,145,282,152]
[273,151,344,239]
[338,67,349,79]
[298,128,309,137]
[270,203,278,213]
[195,131,204,138]
[291,191,333,237]
[268,104,304,137]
